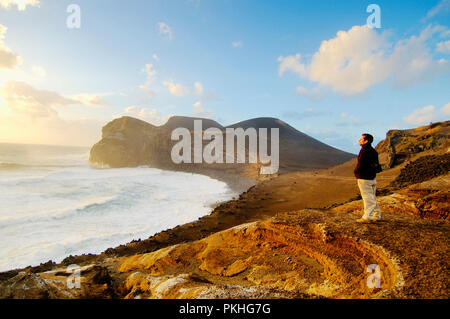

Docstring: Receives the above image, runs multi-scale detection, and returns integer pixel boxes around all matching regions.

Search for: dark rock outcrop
[389,153,450,189]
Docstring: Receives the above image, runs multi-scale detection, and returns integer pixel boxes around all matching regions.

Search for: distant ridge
[161,116,224,131]
[227,117,353,170]
[90,115,355,179]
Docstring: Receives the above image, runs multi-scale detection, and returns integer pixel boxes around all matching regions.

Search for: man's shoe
[373,215,382,222]
[356,218,372,223]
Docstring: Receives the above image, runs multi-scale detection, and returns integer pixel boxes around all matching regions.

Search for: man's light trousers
[357,179,381,220]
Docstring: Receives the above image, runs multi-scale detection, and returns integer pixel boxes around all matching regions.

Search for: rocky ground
[0,121,448,299]
[1,159,448,299]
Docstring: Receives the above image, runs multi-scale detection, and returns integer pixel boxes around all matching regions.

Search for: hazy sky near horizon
[0,0,449,153]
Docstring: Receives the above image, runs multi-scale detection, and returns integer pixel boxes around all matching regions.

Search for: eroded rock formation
[376,121,449,168]
[89,116,355,180]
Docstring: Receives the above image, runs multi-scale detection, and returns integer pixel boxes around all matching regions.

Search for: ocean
[0,143,236,272]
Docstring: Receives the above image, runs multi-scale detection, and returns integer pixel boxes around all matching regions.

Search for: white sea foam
[0,143,236,271]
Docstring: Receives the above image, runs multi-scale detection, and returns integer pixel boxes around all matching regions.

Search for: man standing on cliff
[354,133,382,223]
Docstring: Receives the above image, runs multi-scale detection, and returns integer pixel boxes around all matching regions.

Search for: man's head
[359,133,373,146]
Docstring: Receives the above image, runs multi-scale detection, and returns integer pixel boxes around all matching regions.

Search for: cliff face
[90,116,170,168]
[89,116,355,178]
[89,116,260,181]
[375,121,450,169]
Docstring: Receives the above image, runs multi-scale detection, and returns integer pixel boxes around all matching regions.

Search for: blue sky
[0,0,449,153]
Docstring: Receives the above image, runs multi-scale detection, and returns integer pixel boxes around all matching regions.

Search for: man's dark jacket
[354,144,380,180]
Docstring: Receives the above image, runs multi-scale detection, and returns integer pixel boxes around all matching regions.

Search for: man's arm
[373,150,382,173]
[354,149,363,174]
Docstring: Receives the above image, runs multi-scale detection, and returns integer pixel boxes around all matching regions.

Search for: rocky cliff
[89,116,355,180]
[375,120,449,168]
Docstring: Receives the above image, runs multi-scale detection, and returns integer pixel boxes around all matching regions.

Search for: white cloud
[193,101,203,112]
[124,106,170,126]
[278,53,308,78]
[437,40,450,53]
[389,25,450,88]
[0,25,49,84]
[0,24,22,70]
[441,102,450,115]
[404,105,435,125]
[0,80,104,146]
[162,80,190,97]
[0,81,77,119]
[426,0,450,19]
[0,81,110,120]
[193,81,219,102]
[440,28,450,38]
[278,26,389,95]
[192,101,214,119]
[152,53,159,61]
[71,93,108,107]
[403,102,450,126]
[0,0,39,11]
[194,81,204,96]
[157,22,173,41]
[232,41,243,48]
[278,25,450,96]
[139,63,157,97]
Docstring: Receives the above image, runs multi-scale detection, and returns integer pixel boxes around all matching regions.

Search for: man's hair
[362,133,374,144]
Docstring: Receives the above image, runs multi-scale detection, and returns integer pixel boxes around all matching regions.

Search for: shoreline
[0,167,258,276]
[2,162,449,298]
[58,166,362,267]
[0,157,391,276]
[2,148,444,275]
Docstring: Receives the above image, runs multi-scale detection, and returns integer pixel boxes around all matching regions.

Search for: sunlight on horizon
[0,0,448,153]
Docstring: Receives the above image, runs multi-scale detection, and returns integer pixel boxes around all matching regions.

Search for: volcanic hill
[89,116,354,183]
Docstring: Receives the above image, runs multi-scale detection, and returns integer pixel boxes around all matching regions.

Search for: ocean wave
[58,195,118,218]
[0,195,118,227]
[0,162,236,272]
[0,162,86,172]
